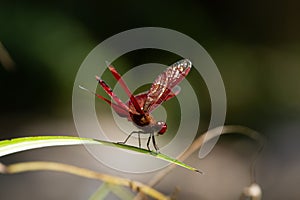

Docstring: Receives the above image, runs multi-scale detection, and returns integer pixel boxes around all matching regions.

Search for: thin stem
[0,161,170,200]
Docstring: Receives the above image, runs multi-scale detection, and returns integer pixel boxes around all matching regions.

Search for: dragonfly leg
[152,133,160,152]
[118,131,143,147]
[118,131,135,144]
[138,132,141,148]
[146,134,151,151]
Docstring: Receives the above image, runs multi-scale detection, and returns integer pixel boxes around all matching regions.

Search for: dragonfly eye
[157,121,167,135]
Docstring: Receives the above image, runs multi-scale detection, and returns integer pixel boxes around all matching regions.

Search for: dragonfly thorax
[130,113,152,127]
[130,113,167,134]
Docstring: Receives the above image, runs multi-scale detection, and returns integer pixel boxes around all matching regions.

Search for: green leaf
[89,183,111,200]
[107,184,134,200]
[0,136,201,173]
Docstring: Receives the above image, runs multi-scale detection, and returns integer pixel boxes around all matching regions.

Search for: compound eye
[157,121,167,135]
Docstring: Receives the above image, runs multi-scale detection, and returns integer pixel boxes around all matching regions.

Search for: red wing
[79,85,130,118]
[164,85,181,101]
[146,86,181,113]
[96,93,130,118]
[96,76,130,111]
[126,88,180,114]
[126,93,148,114]
[107,64,145,115]
[143,59,192,113]
[95,77,131,118]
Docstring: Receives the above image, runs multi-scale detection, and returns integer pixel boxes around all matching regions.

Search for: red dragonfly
[81,59,192,151]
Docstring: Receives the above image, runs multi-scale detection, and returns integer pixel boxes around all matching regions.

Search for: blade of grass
[0,136,201,173]
[89,183,110,200]
[90,182,135,200]
[89,183,111,200]
[108,184,135,200]
[0,136,99,157]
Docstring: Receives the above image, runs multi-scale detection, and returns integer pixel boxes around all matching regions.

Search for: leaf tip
[195,169,204,174]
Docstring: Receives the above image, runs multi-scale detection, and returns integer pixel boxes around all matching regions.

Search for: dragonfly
[80,59,192,151]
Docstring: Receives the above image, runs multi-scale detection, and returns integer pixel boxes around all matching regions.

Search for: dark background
[0,0,299,199]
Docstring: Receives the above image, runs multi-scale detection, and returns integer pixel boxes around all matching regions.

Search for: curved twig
[0,161,170,200]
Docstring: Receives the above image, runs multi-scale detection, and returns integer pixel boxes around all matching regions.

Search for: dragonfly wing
[126,93,148,114]
[107,64,145,115]
[79,85,130,118]
[143,59,192,112]
[110,103,130,118]
[95,77,131,118]
[148,86,181,112]
[98,94,130,118]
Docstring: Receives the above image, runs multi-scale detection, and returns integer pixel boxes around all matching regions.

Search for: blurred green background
[0,0,300,199]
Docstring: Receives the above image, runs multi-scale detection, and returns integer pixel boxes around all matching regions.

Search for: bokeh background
[1,0,300,199]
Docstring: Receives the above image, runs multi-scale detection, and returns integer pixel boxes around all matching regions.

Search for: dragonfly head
[156,121,167,135]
